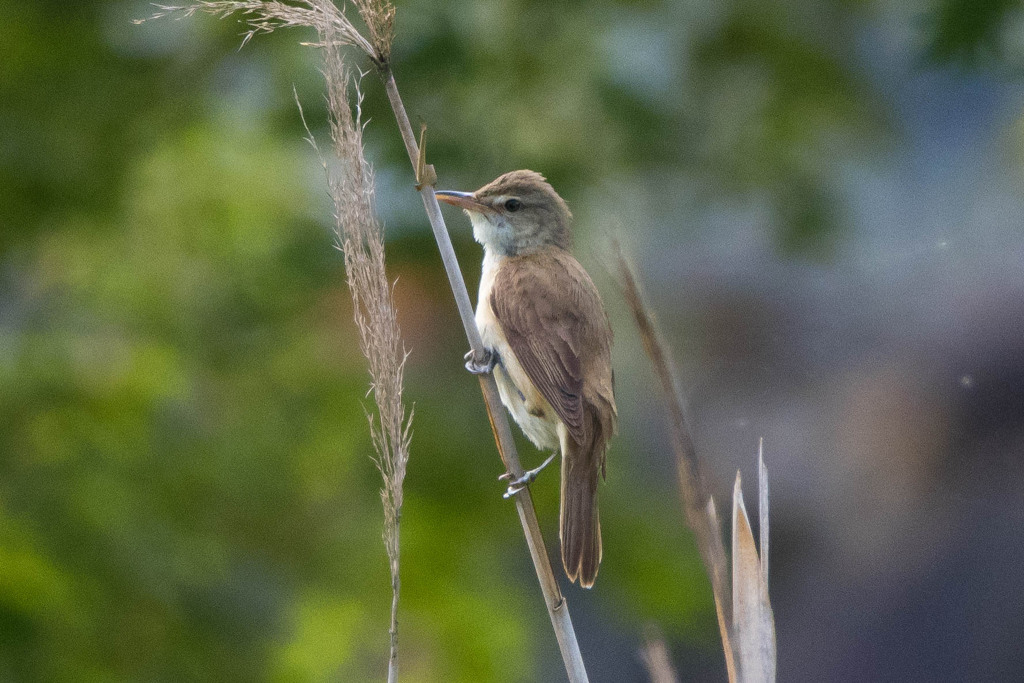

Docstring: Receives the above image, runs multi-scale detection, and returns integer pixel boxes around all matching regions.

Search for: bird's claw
[501,453,557,498]
[464,348,497,375]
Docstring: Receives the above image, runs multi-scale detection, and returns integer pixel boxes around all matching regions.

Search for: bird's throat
[469,211,517,256]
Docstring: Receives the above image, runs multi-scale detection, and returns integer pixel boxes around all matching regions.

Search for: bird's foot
[500,453,557,498]
[464,347,497,375]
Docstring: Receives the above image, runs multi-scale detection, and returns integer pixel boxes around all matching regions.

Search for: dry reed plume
[313,40,411,683]
[306,17,410,683]
[142,3,410,680]
[140,0,391,63]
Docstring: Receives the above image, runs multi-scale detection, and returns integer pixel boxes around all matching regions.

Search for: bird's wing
[490,253,588,444]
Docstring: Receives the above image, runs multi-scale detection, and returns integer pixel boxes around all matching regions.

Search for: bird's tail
[559,408,607,588]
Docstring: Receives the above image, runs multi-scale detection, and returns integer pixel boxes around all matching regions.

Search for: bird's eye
[505,198,522,212]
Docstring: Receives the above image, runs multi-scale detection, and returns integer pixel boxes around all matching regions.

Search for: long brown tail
[559,409,606,588]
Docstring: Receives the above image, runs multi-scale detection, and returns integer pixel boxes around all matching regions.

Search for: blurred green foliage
[0,0,1013,680]
[926,0,1021,65]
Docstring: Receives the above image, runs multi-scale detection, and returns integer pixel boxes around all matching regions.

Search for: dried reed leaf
[707,496,738,683]
[611,246,735,668]
[640,627,679,683]
[758,439,769,586]
[732,472,777,683]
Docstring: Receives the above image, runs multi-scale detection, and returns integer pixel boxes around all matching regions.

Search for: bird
[436,170,617,588]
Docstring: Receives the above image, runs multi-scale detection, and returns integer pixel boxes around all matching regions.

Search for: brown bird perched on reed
[436,170,617,587]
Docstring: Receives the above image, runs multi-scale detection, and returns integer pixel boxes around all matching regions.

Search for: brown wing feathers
[490,254,588,444]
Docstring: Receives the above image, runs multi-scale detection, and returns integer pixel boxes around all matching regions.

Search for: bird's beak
[435,190,493,214]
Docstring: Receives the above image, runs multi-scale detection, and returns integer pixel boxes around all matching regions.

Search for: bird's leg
[501,453,557,498]
[464,347,498,375]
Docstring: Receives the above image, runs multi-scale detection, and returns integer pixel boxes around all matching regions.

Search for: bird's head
[436,170,572,256]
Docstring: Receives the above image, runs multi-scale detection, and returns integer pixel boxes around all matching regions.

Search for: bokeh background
[4,0,1024,680]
